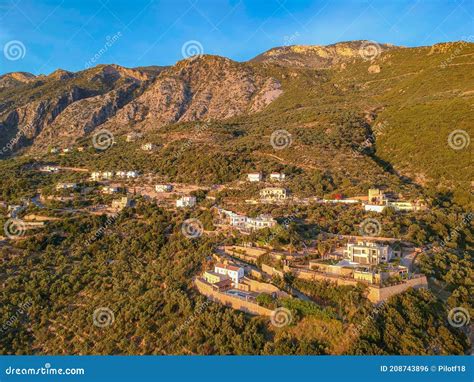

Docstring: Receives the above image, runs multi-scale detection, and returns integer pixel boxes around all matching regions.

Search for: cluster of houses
[216,208,277,231]
[247,172,286,182]
[90,171,139,181]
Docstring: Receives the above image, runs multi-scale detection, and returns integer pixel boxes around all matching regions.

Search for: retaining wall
[194,278,274,316]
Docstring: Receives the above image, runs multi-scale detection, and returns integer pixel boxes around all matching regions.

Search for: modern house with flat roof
[247,172,262,182]
[344,241,395,265]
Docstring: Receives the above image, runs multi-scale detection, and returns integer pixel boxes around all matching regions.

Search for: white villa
[214,263,245,286]
[247,172,262,182]
[176,196,197,208]
[270,172,286,182]
[343,241,400,265]
[246,214,277,230]
[217,208,277,231]
[155,184,173,192]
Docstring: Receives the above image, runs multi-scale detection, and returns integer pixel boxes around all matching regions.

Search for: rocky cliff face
[0,56,282,153]
[103,55,282,131]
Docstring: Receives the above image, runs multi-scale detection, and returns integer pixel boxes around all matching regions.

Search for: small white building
[90,171,102,181]
[364,204,386,213]
[126,171,139,179]
[103,171,114,180]
[214,263,244,286]
[155,184,173,192]
[50,147,59,154]
[176,196,196,208]
[56,182,77,191]
[270,172,286,182]
[40,165,59,173]
[247,172,262,182]
[115,171,127,178]
[62,148,71,153]
[102,186,120,194]
[141,143,157,152]
[126,132,143,142]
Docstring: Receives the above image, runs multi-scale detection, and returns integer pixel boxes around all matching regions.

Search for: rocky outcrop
[251,40,397,68]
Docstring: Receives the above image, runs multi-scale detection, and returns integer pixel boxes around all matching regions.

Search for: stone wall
[288,267,428,303]
[194,278,274,316]
[261,263,284,278]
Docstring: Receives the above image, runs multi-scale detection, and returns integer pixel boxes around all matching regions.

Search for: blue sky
[0,0,473,75]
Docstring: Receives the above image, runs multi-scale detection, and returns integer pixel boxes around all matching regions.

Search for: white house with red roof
[214,263,244,286]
